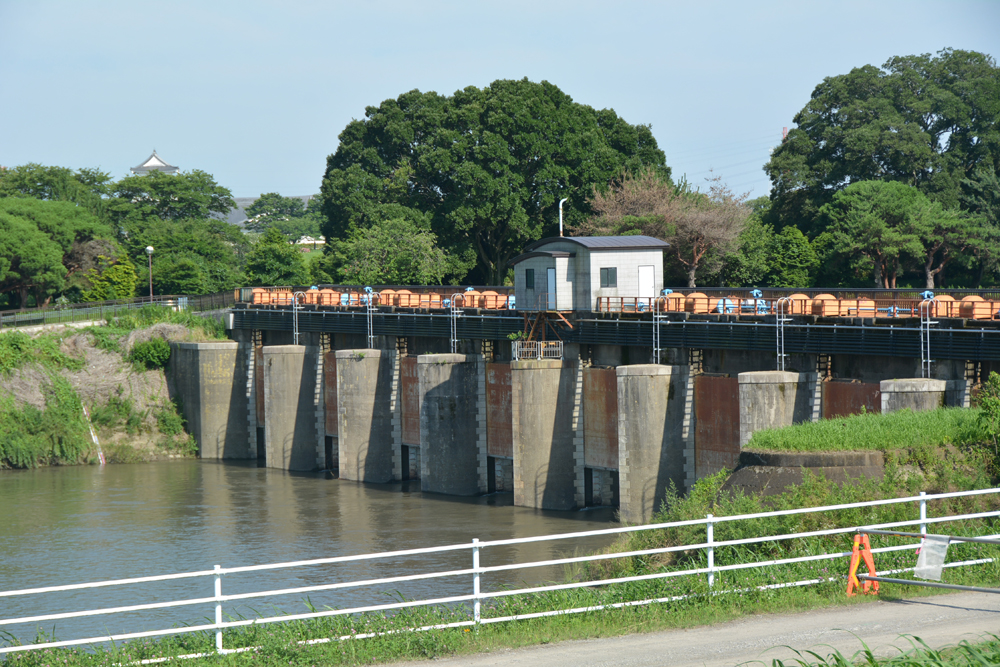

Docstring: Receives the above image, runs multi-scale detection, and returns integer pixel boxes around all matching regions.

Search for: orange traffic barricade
[846,533,879,597]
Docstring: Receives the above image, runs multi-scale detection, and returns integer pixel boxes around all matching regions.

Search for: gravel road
[393,592,1000,666]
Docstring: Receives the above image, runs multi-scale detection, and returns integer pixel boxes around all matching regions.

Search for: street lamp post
[145,246,154,301]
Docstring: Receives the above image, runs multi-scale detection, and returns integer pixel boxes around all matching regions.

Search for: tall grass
[747,408,988,452]
[0,330,86,375]
[0,305,220,468]
[0,375,90,468]
[763,634,1000,666]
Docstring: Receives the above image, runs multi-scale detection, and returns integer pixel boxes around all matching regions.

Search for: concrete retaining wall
[168,342,251,459]
[881,379,947,413]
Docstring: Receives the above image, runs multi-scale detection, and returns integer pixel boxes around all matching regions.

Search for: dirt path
[394,592,1000,666]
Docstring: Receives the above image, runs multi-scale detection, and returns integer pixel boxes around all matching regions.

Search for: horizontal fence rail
[597,291,1000,320]
[0,292,234,330]
[2,488,999,659]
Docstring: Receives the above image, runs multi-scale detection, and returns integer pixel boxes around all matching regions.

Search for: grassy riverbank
[0,306,225,469]
[746,406,989,453]
[5,398,999,664]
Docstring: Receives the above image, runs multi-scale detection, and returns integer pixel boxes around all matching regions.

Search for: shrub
[155,401,186,436]
[978,372,1000,447]
[130,338,171,370]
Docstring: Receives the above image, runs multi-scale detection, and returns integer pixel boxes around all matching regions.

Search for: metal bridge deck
[232,306,1000,361]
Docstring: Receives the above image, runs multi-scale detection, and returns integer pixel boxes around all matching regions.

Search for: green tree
[765,49,1000,237]
[154,256,208,295]
[766,226,818,288]
[244,228,309,286]
[0,163,112,221]
[320,79,669,284]
[108,170,235,224]
[0,198,110,307]
[908,198,983,288]
[80,255,138,301]
[961,165,1000,284]
[720,197,775,287]
[321,218,459,285]
[244,193,305,233]
[821,181,925,288]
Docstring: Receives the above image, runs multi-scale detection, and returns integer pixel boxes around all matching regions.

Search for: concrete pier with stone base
[418,354,488,495]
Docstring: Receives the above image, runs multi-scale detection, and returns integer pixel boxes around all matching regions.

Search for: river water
[0,460,617,645]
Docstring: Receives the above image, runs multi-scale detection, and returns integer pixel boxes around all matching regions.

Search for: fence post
[706,514,715,589]
[472,538,481,627]
[919,491,927,535]
[214,564,223,653]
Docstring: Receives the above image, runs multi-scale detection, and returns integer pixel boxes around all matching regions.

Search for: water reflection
[0,461,616,643]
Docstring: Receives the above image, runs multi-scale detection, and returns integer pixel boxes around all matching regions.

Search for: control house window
[525,268,535,289]
[600,267,617,288]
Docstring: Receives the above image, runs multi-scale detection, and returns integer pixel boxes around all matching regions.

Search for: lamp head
[145,246,154,255]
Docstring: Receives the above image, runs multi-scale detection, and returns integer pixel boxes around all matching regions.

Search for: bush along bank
[0,306,226,468]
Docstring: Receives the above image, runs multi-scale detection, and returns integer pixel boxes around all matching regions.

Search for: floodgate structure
[168,243,1000,524]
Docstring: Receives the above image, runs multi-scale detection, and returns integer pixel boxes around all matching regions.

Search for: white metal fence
[2,488,999,658]
[512,340,564,360]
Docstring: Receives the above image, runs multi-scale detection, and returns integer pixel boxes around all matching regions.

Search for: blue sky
[1,1,998,199]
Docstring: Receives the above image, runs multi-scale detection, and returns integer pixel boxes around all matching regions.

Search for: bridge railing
[238,285,514,310]
[512,340,564,360]
[0,292,234,330]
[2,487,998,659]
[598,290,1000,320]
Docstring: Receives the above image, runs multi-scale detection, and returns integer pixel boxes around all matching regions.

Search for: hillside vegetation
[0,306,226,468]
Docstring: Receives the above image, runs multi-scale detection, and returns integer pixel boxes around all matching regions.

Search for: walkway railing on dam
[597,289,1000,320]
[0,291,235,330]
[3,487,998,659]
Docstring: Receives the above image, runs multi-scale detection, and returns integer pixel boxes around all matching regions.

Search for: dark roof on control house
[523,235,670,252]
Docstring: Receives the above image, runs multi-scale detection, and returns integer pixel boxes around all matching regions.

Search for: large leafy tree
[108,170,235,225]
[0,198,109,307]
[578,169,749,287]
[244,193,323,240]
[766,226,818,288]
[821,180,987,288]
[122,218,249,296]
[108,171,245,295]
[765,49,1000,237]
[244,228,309,286]
[0,163,112,220]
[319,79,669,284]
[316,217,459,286]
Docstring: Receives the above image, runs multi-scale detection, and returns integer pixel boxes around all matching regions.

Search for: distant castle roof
[131,150,179,175]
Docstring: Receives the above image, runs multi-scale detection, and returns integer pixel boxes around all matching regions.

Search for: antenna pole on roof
[559,198,568,237]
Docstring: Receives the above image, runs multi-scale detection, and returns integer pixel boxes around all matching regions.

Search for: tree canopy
[820,180,986,288]
[108,170,235,225]
[244,193,323,240]
[577,169,750,287]
[0,198,109,307]
[319,78,669,284]
[765,48,1000,237]
[315,217,460,286]
[244,228,309,286]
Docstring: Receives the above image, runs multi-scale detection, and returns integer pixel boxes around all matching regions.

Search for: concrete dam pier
[168,325,975,524]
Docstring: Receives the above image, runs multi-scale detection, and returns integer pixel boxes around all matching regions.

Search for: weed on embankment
[0,306,221,468]
[747,407,989,453]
